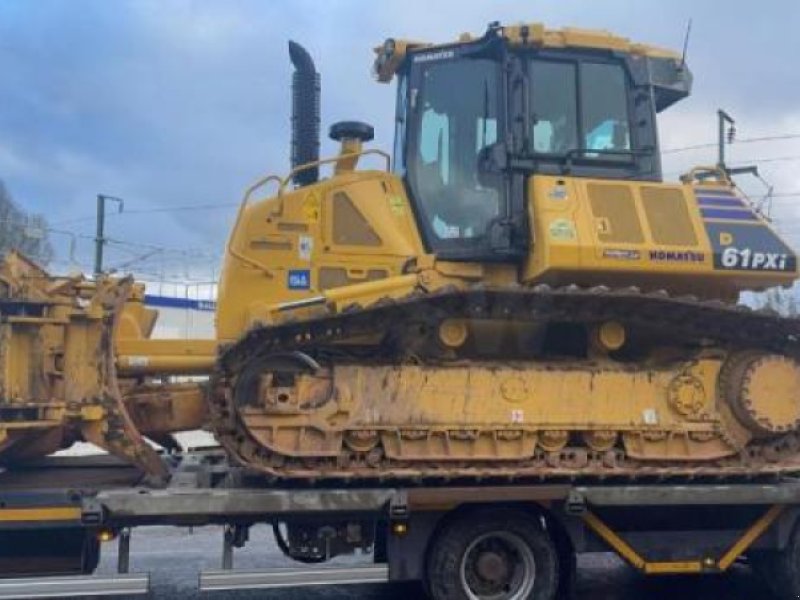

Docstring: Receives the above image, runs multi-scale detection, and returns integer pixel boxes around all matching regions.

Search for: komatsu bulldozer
[3,22,800,484]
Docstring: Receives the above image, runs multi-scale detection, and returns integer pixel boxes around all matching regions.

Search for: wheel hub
[475,551,510,583]
[460,531,536,600]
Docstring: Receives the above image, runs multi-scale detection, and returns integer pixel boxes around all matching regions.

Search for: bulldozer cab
[386,24,692,262]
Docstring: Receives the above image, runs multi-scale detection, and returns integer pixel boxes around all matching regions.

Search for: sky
[1,0,799,287]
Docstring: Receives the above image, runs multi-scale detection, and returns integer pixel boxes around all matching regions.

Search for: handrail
[226,148,391,276]
[278,149,391,196]
[226,175,282,276]
[680,165,733,186]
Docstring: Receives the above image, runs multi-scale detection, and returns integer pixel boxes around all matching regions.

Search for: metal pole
[717,109,734,171]
[94,194,105,277]
[222,525,234,570]
[117,528,131,574]
[93,194,124,277]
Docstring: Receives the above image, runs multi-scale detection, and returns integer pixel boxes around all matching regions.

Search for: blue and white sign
[287,269,311,290]
[145,295,217,312]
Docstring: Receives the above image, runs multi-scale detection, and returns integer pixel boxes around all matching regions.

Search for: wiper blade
[560,147,654,174]
[563,147,654,160]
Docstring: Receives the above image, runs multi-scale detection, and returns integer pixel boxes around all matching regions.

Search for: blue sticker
[700,208,758,221]
[287,269,311,290]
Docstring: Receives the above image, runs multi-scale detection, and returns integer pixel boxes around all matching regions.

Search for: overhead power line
[53,201,239,227]
[663,133,800,155]
[733,155,800,165]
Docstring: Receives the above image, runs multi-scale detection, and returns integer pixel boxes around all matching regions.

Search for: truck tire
[426,508,558,600]
[751,518,800,599]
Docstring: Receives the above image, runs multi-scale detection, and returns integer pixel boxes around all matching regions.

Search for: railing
[226,149,391,276]
[276,148,391,196]
[226,175,282,277]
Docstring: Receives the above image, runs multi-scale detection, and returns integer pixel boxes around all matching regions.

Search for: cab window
[530,59,632,157]
[408,58,503,247]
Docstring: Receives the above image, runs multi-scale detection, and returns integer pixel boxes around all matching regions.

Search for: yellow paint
[581,511,648,570]
[5,19,800,482]
[237,356,740,462]
[438,319,469,349]
[216,167,425,341]
[739,356,800,431]
[0,507,81,523]
[523,175,797,296]
[717,504,784,571]
[302,191,321,223]
[0,251,201,477]
[79,405,105,421]
[116,338,217,375]
[595,321,626,352]
[374,22,679,83]
[583,504,784,575]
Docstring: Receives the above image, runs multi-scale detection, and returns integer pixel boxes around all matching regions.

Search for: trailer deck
[2,451,800,599]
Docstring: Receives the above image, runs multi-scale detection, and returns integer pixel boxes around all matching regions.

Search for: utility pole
[94,194,124,277]
[717,109,736,171]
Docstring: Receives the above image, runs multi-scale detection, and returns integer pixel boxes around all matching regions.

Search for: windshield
[530,59,632,158]
[407,58,503,251]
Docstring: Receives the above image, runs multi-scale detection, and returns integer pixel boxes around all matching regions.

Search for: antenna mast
[680,18,693,68]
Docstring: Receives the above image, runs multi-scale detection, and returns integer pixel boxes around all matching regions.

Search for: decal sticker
[388,195,405,216]
[720,247,790,270]
[642,408,658,425]
[413,49,455,63]
[696,196,746,208]
[510,409,525,424]
[442,225,461,239]
[302,192,320,223]
[700,207,758,221]
[287,269,311,290]
[298,235,313,261]
[603,248,640,261]
[648,250,705,263]
[548,218,577,241]
[704,222,796,273]
[547,185,568,201]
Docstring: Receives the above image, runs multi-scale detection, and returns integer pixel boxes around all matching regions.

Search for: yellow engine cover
[217,170,424,341]
[524,175,798,297]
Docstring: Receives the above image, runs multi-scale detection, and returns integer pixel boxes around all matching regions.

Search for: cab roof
[374,21,681,83]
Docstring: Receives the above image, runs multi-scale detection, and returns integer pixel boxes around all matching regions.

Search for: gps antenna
[680,18,693,69]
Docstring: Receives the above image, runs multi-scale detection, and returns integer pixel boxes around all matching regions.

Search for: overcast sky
[1,0,799,284]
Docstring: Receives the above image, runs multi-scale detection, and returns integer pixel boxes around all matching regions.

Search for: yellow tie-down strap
[581,504,785,575]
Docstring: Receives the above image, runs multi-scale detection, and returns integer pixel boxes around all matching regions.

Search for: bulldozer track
[210,284,800,483]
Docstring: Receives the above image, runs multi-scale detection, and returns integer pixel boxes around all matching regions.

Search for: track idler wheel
[233,352,332,415]
[227,352,341,461]
[723,352,800,438]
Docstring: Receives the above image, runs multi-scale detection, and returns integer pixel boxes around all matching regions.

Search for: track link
[210,284,800,483]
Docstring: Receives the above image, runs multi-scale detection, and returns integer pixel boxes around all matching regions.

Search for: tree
[748,285,799,317]
[0,179,53,265]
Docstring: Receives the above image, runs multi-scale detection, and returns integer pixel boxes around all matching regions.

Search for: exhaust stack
[288,41,320,187]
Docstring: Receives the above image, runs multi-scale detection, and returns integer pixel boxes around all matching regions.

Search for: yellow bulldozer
[3,22,800,484]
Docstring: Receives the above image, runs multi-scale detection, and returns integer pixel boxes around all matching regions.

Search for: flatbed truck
[2,450,800,600]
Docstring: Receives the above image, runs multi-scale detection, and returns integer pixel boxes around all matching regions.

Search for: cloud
[0,0,798,276]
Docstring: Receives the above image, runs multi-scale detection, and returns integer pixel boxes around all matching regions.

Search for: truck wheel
[426,508,558,600]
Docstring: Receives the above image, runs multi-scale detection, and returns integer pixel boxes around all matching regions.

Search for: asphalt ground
[77,524,779,600]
